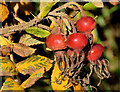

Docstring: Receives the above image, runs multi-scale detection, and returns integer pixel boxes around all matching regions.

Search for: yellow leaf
[13,43,36,57]
[13,3,19,14]
[19,34,45,46]
[16,55,53,75]
[73,83,83,91]
[91,29,98,43]
[109,0,120,5]
[51,62,72,90]
[21,67,44,88]
[50,21,56,30]
[0,36,10,46]
[38,1,58,19]
[0,78,25,91]
[46,47,52,51]
[0,56,17,76]
[91,1,104,8]
[0,2,9,22]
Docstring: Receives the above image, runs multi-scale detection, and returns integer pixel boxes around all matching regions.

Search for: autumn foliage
[1,1,119,91]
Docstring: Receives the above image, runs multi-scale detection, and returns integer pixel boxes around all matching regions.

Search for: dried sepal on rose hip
[67,33,88,51]
[76,16,96,34]
[86,44,104,63]
[67,49,80,57]
[46,34,66,50]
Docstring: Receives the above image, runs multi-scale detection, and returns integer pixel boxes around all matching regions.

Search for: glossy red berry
[46,34,66,50]
[67,33,88,50]
[76,16,96,33]
[95,44,104,52]
[86,44,103,61]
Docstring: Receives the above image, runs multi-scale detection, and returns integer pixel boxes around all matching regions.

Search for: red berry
[95,44,104,52]
[46,34,66,50]
[67,33,88,50]
[76,16,96,33]
[86,44,103,61]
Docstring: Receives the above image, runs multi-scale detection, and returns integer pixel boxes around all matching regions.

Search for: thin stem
[38,24,50,31]
[49,2,85,17]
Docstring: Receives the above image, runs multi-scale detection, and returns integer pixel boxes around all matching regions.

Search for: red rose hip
[76,16,96,33]
[95,44,104,52]
[67,33,88,50]
[46,34,66,50]
[86,44,103,61]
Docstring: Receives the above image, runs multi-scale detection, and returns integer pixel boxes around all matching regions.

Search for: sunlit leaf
[38,1,58,18]
[109,1,120,6]
[73,83,83,91]
[13,3,19,14]
[16,55,53,75]
[19,34,44,46]
[26,27,50,38]
[46,47,52,51]
[0,56,17,76]
[0,2,9,22]
[91,1,104,8]
[51,62,72,90]
[91,28,98,43]
[21,67,44,88]
[62,17,71,30]
[83,2,97,10]
[13,43,36,57]
[0,36,10,46]
[50,21,56,30]
[1,78,25,91]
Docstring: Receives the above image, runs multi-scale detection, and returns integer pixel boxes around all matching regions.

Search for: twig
[49,2,85,16]
[0,17,40,35]
[13,13,25,23]
[38,24,50,31]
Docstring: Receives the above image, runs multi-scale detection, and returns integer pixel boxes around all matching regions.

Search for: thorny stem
[0,11,50,35]
[38,24,50,31]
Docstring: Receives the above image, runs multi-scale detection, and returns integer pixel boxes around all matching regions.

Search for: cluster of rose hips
[46,16,104,64]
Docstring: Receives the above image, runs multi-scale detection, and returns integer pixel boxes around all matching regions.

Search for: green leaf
[83,2,97,10]
[87,85,91,92]
[0,56,17,76]
[16,55,54,75]
[39,1,58,18]
[19,34,45,46]
[1,78,25,91]
[26,27,50,38]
